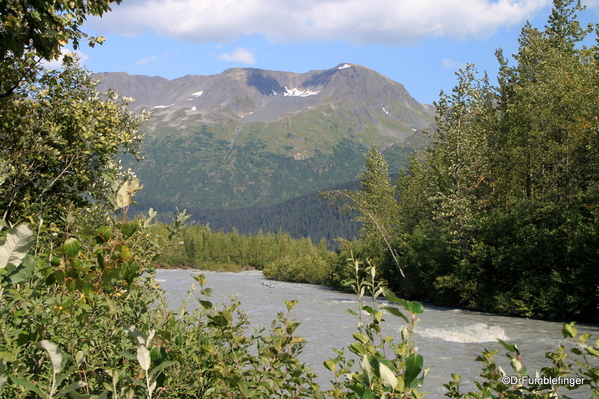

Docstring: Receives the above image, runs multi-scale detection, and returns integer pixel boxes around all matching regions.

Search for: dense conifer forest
[134,177,364,246]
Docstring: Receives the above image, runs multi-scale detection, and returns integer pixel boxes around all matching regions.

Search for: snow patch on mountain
[153,104,174,109]
[284,87,321,97]
[191,91,204,97]
[338,64,352,70]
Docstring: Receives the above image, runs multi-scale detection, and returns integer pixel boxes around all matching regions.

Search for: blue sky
[69,0,599,105]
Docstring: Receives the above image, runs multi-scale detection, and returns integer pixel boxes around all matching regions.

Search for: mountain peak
[95,64,435,209]
[94,63,434,136]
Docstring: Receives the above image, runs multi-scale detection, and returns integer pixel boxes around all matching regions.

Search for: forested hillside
[131,145,413,245]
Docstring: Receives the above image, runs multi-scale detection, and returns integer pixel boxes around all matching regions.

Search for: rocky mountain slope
[95,63,435,208]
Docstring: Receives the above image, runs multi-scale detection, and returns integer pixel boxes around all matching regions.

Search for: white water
[156,269,599,398]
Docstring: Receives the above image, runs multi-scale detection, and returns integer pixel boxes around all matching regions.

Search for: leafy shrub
[263,255,332,285]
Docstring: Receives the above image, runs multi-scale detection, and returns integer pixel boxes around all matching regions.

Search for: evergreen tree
[325,145,403,277]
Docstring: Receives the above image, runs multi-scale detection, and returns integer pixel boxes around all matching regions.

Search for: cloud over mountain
[89,0,552,45]
[218,48,257,64]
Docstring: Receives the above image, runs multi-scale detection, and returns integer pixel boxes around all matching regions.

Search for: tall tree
[325,145,403,277]
[494,0,597,206]
[0,60,146,224]
[395,0,599,319]
[0,1,145,226]
[0,0,120,99]
[427,65,497,256]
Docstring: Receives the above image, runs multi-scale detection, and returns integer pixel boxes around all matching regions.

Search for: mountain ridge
[94,63,434,209]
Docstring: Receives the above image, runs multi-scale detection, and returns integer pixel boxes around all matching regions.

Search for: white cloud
[441,58,467,69]
[137,55,158,65]
[218,47,257,64]
[42,48,89,69]
[87,0,553,45]
[584,0,599,9]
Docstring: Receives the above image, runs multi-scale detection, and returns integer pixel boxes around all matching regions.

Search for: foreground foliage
[1,218,598,398]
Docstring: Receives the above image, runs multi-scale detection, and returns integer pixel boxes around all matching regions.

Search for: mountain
[94,63,435,209]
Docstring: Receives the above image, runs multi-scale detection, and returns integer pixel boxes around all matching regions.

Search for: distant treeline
[154,223,336,281]
[133,177,387,247]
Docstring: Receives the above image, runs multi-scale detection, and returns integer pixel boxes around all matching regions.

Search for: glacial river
[155,269,599,398]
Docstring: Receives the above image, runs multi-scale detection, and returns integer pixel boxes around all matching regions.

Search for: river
[155,269,599,398]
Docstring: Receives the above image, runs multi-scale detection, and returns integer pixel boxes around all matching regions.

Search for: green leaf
[324,359,337,373]
[150,346,165,363]
[96,227,112,243]
[406,300,424,315]
[0,375,7,394]
[120,221,138,239]
[118,245,131,261]
[405,353,423,387]
[199,300,212,309]
[137,345,151,371]
[579,334,591,344]
[5,253,35,284]
[353,332,370,344]
[498,339,519,355]
[148,360,175,378]
[362,387,373,399]
[63,237,81,257]
[382,287,402,303]
[379,361,398,389]
[382,287,425,315]
[39,340,63,375]
[10,376,44,397]
[0,225,34,269]
[284,299,298,312]
[562,322,577,339]
[118,351,138,361]
[361,305,376,315]
[79,225,98,238]
[586,347,599,357]
[346,308,359,316]
[360,354,373,386]
[75,351,85,366]
[55,381,86,397]
[384,306,408,323]
[570,347,583,356]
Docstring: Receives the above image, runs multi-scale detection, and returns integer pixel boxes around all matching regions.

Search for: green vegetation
[155,225,332,284]
[316,0,599,322]
[0,0,144,227]
[0,63,145,226]
[134,178,363,247]
[125,121,376,208]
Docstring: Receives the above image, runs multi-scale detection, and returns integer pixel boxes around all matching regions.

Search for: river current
[155,269,599,398]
